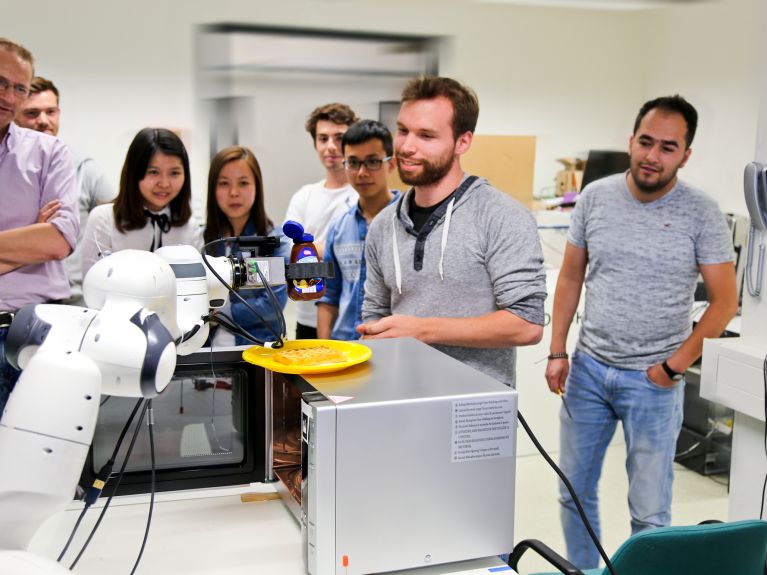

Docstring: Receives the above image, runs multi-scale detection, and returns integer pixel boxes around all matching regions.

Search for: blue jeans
[558,350,684,569]
[0,326,21,421]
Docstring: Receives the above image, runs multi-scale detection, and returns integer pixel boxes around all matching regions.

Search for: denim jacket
[319,191,399,340]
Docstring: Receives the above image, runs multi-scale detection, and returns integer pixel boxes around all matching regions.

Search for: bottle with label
[283,220,325,301]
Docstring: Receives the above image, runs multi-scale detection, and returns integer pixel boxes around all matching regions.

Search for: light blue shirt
[319,191,399,340]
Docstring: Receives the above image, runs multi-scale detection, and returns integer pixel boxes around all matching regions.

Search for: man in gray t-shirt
[545,96,737,569]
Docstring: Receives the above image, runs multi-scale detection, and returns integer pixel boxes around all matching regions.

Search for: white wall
[6,0,757,215]
[640,0,762,215]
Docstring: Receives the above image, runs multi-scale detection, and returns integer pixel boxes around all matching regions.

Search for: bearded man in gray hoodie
[357,76,546,387]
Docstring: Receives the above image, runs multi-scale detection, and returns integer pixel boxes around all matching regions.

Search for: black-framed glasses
[343,156,392,172]
[0,76,29,99]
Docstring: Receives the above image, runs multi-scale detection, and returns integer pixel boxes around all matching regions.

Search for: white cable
[391,214,402,294]
[438,198,455,281]
[746,223,765,297]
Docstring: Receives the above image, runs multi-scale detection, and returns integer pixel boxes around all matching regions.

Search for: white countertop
[27,485,514,575]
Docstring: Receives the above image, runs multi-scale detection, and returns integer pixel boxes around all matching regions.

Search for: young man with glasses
[317,120,399,340]
[0,38,79,417]
[284,102,358,339]
[15,76,115,306]
[357,77,546,388]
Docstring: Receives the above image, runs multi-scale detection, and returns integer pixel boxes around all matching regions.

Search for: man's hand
[545,358,569,394]
[37,200,61,224]
[356,315,429,342]
[646,363,678,388]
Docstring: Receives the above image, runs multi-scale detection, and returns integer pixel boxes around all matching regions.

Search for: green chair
[508,519,767,575]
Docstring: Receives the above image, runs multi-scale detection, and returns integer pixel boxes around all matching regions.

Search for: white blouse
[81,203,204,277]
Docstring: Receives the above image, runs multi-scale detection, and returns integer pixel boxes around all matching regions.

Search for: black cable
[761,351,767,519]
[69,400,149,570]
[201,238,286,346]
[107,398,146,463]
[130,400,156,575]
[231,237,288,340]
[202,238,281,342]
[206,312,266,346]
[57,398,144,563]
[175,323,202,345]
[57,507,88,563]
[254,259,287,338]
[517,410,618,575]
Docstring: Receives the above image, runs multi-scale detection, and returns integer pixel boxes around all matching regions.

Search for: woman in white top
[81,128,202,278]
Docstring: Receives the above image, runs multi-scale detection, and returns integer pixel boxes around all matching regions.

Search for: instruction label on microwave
[451,397,514,462]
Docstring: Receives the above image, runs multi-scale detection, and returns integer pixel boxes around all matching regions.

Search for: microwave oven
[269,338,518,575]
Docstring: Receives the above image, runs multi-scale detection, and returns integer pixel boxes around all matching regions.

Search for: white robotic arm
[0,236,331,573]
[0,247,274,573]
[0,250,182,574]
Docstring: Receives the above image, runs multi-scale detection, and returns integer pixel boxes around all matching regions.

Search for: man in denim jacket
[317,120,399,340]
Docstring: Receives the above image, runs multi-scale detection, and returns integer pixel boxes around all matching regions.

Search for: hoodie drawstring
[438,198,455,281]
[392,213,403,294]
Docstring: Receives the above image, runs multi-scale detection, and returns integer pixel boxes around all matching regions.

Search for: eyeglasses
[0,76,29,99]
[343,156,392,172]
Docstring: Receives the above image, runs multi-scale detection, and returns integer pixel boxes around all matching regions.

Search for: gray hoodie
[362,175,546,387]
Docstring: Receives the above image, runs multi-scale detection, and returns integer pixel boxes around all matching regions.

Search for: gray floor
[513,442,729,574]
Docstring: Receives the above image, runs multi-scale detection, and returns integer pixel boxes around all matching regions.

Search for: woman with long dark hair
[81,128,202,276]
[204,146,288,345]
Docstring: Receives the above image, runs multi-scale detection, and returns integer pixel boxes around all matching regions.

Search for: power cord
[129,399,156,575]
[57,397,144,563]
[69,400,149,570]
[761,351,767,519]
[517,410,618,575]
[204,311,269,347]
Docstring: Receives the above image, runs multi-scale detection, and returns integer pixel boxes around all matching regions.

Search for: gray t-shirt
[64,151,115,305]
[568,173,733,370]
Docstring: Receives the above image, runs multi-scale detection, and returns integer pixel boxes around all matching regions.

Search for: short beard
[398,154,454,187]
[630,165,677,195]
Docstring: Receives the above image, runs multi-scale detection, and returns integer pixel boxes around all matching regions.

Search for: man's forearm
[316,303,339,339]
[0,224,72,264]
[549,276,582,352]
[667,301,738,372]
[413,310,542,348]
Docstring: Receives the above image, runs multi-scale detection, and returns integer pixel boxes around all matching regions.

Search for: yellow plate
[241,339,372,375]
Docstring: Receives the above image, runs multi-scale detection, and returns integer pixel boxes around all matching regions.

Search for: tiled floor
[512,441,729,574]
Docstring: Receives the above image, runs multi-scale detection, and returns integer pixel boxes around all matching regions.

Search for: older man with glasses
[316,120,399,341]
[0,38,78,418]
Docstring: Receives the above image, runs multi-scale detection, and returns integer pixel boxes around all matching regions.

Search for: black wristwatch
[661,360,684,382]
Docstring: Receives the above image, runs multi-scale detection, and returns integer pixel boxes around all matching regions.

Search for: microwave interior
[270,373,309,513]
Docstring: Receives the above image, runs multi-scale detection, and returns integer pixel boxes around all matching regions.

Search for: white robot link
[0,241,297,574]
